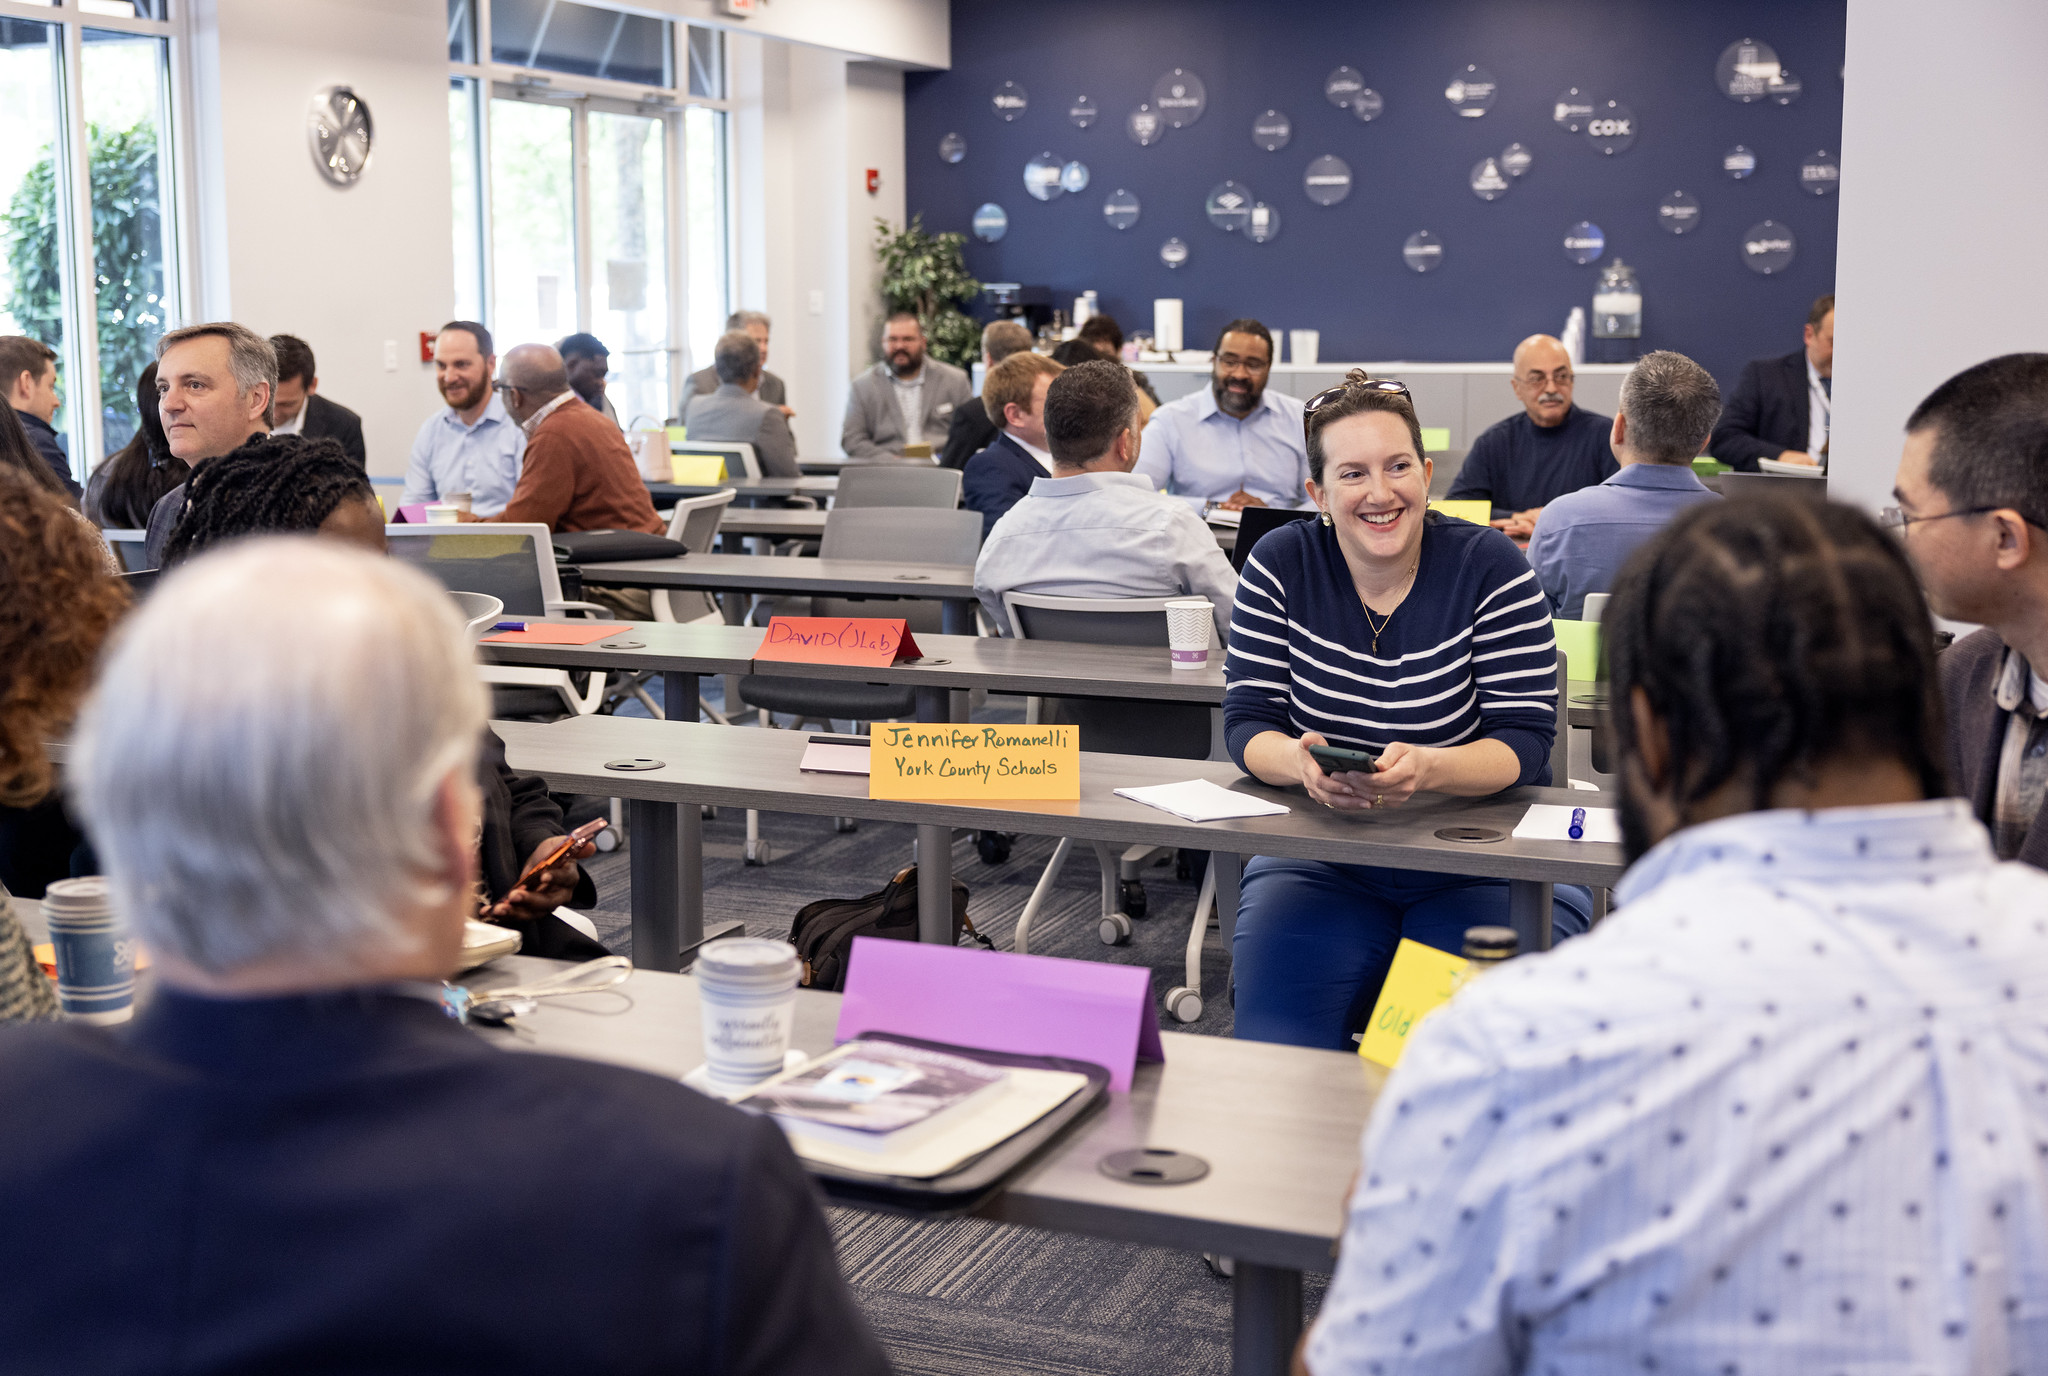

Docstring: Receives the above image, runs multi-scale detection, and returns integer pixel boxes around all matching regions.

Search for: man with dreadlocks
[161,440,609,960]
[1891,354,2048,869]
[1306,496,2048,1373]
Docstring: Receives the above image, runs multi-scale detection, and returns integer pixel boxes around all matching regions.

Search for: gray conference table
[715,506,828,541]
[647,475,837,505]
[577,553,981,636]
[477,623,1225,723]
[497,714,1625,976]
[469,954,1381,1376]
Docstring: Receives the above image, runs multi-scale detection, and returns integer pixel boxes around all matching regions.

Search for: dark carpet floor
[566,705,1329,1373]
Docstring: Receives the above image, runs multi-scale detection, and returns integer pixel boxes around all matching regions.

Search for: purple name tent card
[835,937,1165,1093]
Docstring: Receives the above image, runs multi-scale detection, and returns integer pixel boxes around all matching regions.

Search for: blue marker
[1568,807,1586,840]
[492,620,527,632]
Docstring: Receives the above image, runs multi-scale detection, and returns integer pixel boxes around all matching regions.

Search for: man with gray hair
[0,539,890,1371]
[1527,349,1722,618]
[141,321,278,567]
[687,308,788,411]
[679,329,799,477]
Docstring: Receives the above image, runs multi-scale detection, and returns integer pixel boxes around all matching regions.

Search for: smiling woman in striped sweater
[1224,373,1592,1049]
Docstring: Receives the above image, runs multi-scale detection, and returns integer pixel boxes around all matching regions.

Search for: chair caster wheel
[833,817,858,833]
[1098,911,1133,946]
[1163,986,1204,1023]
[976,831,1013,865]
[744,846,770,867]
[594,829,620,853]
[1121,880,1148,919]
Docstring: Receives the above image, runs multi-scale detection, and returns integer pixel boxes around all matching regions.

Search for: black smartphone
[1306,742,1380,776]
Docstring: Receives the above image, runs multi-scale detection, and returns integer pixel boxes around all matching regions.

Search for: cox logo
[994,95,1024,109]
[1588,118,1632,137]
[1746,237,1793,254]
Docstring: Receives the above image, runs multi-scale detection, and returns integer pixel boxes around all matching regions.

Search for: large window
[449,0,730,426]
[0,5,182,475]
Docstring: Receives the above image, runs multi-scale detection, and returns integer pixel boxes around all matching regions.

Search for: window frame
[451,1,732,413]
[0,0,187,476]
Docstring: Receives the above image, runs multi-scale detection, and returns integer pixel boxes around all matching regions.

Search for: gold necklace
[1360,562,1419,654]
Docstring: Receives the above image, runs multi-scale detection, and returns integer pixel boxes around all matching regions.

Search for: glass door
[488,95,577,351]
[587,107,669,429]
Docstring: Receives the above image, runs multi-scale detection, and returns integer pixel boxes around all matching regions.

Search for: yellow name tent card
[1428,499,1491,525]
[1358,938,1472,1067]
[868,724,1080,800]
[670,453,726,484]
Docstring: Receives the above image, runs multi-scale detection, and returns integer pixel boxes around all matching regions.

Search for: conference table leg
[1232,1261,1304,1376]
[663,671,708,964]
[912,685,956,942]
[941,598,975,636]
[1507,877,1554,955]
[627,797,682,974]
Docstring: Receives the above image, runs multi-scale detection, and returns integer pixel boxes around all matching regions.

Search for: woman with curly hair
[0,465,131,1021]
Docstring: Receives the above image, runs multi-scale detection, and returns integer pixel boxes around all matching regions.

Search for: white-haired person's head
[71,539,487,991]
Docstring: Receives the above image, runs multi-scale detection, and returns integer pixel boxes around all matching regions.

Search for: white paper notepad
[1115,779,1291,822]
[799,742,872,776]
[1512,803,1622,843]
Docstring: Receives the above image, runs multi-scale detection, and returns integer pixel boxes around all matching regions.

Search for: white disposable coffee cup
[424,503,460,525]
[1289,329,1321,367]
[443,492,474,514]
[695,938,801,1091]
[41,877,134,1024]
[1165,598,1215,669]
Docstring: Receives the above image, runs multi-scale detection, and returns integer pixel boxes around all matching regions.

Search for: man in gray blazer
[680,330,799,477]
[840,309,970,463]
[686,309,787,411]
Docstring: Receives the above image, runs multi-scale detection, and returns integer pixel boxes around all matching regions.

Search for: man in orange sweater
[468,342,663,617]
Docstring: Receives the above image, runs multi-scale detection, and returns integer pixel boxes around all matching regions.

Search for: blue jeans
[1231,857,1593,1049]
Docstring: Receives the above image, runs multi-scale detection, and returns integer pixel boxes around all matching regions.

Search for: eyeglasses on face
[1304,377,1411,416]
[1878,504,2025,532]
[1520,368,1575,388]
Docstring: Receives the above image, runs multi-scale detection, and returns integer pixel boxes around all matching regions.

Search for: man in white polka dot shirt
[1307,498,2048,1374]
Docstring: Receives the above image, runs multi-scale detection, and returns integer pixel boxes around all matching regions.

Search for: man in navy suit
[963,350,1064,537]
[1708,294,1833,472]
[0,539,888,1375]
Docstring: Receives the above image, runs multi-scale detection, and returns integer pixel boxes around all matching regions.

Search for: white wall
[1829,0,2048,512]
[187,0,452,478]
[729,39,909,458]
[845,61,906,378]
[623,0,947,70]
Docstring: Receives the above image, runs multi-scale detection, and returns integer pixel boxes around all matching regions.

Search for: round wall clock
[309,86,373,186]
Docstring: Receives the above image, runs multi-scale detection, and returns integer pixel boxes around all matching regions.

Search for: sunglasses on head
[1303,377,1411,416]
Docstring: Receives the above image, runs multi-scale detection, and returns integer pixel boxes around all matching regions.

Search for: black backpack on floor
[791,864,993,991]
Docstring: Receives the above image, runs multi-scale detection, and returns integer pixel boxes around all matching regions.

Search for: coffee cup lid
[697,938,799,983]
[41,876,114,914]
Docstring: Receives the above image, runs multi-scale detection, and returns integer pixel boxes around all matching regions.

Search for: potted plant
[873,216,981,368]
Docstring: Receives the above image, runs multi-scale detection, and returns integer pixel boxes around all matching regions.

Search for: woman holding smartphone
[1225,372,1590,1048]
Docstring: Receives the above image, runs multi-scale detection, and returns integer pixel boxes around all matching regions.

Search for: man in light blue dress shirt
[401,321,525,516]
[976,360,1236,640]
[1527,351,1722,618]
[1134,319,1308,509]
[1308,497,2048,1375]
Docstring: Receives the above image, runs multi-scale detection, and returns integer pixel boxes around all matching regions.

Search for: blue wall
[905,0,1844,391]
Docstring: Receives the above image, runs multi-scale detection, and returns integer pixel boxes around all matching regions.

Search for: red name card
[755,616,922,668]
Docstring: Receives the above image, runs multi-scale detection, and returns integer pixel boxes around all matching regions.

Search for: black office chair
[1229,506,1315,573]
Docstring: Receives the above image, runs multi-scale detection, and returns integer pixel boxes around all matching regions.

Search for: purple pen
[1568,807,1586,840]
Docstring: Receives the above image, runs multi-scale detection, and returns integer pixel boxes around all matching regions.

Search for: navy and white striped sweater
[1224,514,1558,786]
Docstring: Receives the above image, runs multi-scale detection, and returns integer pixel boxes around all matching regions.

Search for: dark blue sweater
[1447,404,1617,517]
[1225,513,1558,785]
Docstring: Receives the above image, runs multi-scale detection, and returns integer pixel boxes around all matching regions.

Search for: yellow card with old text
[868,723,1080,800]
[1358,938,1472,1068]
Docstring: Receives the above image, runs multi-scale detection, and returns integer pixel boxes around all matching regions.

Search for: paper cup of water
[1165,598,1215,669]
[443,491,474,514]
[425,503,460,525]
[41,878,134,1024]
[695,938,801,1091]
[1289,330,1320,367]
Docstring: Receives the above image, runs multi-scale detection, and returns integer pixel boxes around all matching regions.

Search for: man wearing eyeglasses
[1447,334,1617,540]
[1891,353,2048,866]
[1134,318,1309,510]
